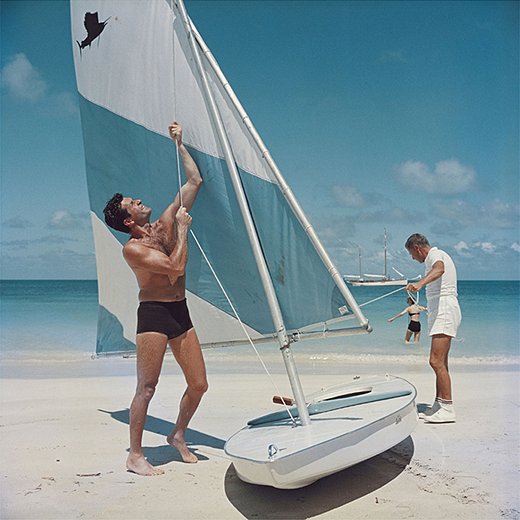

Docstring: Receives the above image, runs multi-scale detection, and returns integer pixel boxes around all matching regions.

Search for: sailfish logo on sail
[76,12,109,54]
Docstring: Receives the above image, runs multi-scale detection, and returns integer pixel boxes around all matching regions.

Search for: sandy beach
[1,351,519,520]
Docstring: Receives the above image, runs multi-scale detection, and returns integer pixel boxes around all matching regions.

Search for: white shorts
[428,295,461,337]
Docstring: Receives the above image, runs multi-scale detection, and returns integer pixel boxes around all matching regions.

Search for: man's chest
[144,225,176,254]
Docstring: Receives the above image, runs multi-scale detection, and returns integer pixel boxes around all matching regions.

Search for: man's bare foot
[167,433,198,463]
[126,453,164,476]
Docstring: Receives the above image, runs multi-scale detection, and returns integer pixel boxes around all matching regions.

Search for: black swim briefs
[408,320,421,333]
[137,299,193,339]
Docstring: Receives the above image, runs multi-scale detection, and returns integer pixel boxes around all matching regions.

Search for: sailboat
[71,0,417,489]
[346,230,415,287]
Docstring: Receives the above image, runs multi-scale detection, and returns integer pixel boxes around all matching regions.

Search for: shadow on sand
[99,408,224,467]
[417,402,432,414]
[102,408,414,517]
[223,436,415,519]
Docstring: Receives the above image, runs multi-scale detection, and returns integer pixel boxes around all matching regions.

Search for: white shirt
[425,247,458,300]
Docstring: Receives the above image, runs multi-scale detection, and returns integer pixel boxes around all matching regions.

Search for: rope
[406,290,420,305]
[176,145,182,207]
[358,286,407,308]
[170,0,183,208]
[188,226,297,424]
[168,7,295,421]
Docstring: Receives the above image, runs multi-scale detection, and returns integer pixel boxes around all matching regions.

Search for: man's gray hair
[405,233,430,249]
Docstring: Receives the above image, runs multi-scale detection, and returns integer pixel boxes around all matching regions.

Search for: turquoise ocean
[1,280,519,365]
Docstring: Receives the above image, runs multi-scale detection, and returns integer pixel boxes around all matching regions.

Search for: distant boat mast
[384,228,388,279]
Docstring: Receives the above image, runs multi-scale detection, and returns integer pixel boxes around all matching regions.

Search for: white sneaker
[423,405,456,423]
[418,400,440,419]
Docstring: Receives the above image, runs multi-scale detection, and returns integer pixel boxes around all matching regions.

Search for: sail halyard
[174,0,311,425]
[384,228,388,278]
[190,22,370,332]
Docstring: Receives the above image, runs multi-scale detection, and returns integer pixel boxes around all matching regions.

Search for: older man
[405,233,461,423]
[103,122,207,475]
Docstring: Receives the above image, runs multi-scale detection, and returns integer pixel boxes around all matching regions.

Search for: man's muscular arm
[160,122,202,226]
[123,207,192,284]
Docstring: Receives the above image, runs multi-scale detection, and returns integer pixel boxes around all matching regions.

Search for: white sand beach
[1,352,519,520]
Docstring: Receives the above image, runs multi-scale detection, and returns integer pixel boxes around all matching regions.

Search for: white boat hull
[224,374,418,489]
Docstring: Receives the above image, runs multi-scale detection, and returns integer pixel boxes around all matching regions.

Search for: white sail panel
[72,1,175,140]
[71,0,273,181]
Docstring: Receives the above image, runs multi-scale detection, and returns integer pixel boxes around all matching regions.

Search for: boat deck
[225,375,417,463]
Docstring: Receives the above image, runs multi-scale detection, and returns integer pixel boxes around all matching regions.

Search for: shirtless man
[405,233,461,423]
[103,122,206,475]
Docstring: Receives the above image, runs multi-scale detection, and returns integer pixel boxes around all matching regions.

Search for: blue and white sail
[71,0,369,355]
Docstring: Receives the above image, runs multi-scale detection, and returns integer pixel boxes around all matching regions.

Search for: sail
[71,0,366,354]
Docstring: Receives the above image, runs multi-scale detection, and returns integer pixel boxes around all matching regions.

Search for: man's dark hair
[405,233,430,250]
[103,193,131,233]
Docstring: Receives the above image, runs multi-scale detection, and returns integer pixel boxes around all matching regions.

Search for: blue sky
[1,0,518,280]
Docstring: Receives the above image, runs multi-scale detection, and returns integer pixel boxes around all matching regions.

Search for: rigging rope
[186,194,296,422]
[170,98,296,424]
[167,6,298,424]
[358,286,407,308]
[188,228,296,425]
[170,0,183,209]
[356,282,423,308]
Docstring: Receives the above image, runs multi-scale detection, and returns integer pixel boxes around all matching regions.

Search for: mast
[174,0,311,426]
[190,23,369,330]
[384,229,388,279]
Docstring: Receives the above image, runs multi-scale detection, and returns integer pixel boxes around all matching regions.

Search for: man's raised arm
[160,122,202,225]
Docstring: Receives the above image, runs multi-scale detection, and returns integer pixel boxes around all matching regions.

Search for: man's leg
[421,333,456,422]
[127,332,167,476]
[429,334,452,400]
[167,328,208,463]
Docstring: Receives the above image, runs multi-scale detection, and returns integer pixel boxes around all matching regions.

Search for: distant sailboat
[346,230,417,287]
[71,0,417,489]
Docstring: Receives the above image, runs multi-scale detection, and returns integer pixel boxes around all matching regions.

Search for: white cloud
[451,239,520,258]
[431,197,519,232]
[332,185,365,208]
[49,210,75,229]
[1,53,47,101]
[397,159,475,193]
[454,241,471,256]
[1,53,78,116]
[48,210,89,229]
[475,241,496,254]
